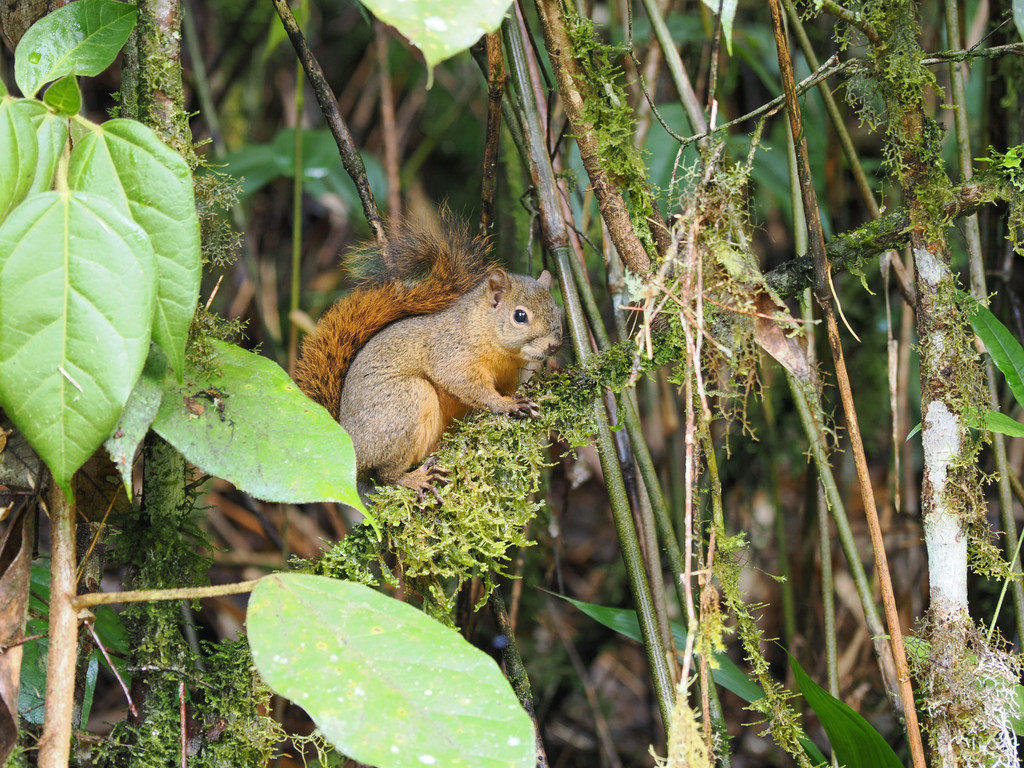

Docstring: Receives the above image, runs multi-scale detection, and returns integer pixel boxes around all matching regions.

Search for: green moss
[714,524,813,767]
[978,145,1024,254]
[919,287,1010,580]
[562,10,657,256]
[912,612,1022,764]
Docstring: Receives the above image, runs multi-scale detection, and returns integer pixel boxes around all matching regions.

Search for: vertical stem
[489,589,548,767]
[480,31,504,233]
[767,4,925,761]
[817,486,839,698]
[37,485,78,768]
[270,0,387,251]
[502,15,677,727]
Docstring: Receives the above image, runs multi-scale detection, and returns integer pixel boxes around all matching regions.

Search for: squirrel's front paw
[399,456,451,503]
[506,394,541,419]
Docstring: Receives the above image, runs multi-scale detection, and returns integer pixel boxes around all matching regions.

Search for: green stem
[502,14,676,727]
[786,375,900,700]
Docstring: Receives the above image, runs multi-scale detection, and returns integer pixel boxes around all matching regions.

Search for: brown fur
[293,217,498,417]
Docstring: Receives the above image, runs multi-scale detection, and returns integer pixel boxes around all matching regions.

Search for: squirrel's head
[486,269,563,361]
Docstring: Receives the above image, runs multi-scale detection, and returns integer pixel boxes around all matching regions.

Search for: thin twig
[74,579,262,609]
[270,0,387,251]
[680,55,847,147]
[84,621,137,718]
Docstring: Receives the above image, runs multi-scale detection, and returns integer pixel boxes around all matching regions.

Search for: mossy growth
[94,445,280,767]
[562,8,657,256]
[640,144,768,430]
[978,144,1024,255]
[713,524,813,767]
[921,285,1010,581]
[94,637,282,768]
[911,611,1021,765]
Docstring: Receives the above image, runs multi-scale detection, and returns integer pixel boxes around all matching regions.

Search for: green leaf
[0,99,40,220]
[18,619,48,725]
[980,410,1024,437]
[104,348,167,496]
[1011,684,1024,736]
[0,78,7,97]
[971,303,1024,409]
[151,341,365,511]
[0,191,156,496]
[1015,0,1024,43]
[69,118,201,380]
[790,653,902,768]
[360,0,512,83]
[248,574,535,768]
[699,0,738,55]
[558,594,763,702]
[42,73,81,114]
[23,101,68,196]
[15,0,138,97]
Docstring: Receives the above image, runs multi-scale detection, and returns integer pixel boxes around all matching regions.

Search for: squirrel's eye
[513,308,529,324]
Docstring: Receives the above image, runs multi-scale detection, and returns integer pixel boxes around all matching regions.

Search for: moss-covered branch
[765,172,1011,298]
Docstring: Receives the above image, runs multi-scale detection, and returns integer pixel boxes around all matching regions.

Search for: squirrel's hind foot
[398,456,451,503]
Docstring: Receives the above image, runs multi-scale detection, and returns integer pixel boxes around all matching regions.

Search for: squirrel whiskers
[294,214,564,500]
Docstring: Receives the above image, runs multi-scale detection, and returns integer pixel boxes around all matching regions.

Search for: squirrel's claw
[508,394,541,419]
[402,457,451,503]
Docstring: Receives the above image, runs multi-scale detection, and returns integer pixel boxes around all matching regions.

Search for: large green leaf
[15,0,138,98]
[0,191,156,496]
[971,303,1024,409]
[23,101,68,196]
[151,341,365,510]
[360,0,512,80]
[790,654,903,768]
[69,118,201,379]
[248,574,535,768]
[0,99,39,221]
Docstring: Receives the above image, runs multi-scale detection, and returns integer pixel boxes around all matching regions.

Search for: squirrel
[294,215,564,500]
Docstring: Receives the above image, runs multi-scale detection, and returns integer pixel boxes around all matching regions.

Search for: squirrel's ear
[487,269,510,308]
[537,270,553,289]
